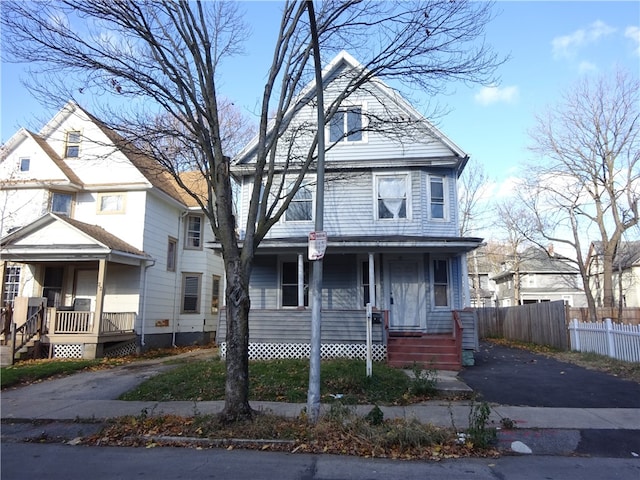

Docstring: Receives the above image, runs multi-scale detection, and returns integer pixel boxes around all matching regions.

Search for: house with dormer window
[0,102,223,362]
[216,52,482,370]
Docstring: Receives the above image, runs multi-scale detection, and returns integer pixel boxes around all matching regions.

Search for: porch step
[0,345,12,367]
[387,335,461,371]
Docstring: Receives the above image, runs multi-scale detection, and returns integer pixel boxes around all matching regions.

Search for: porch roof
[0,213,152,265]
[210,235,484,255]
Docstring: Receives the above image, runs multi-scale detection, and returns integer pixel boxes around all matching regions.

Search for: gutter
[140,257,156,347]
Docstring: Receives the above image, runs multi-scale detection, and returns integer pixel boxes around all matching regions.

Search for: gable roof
[589,241,640,269]
[491,247,578,281]
[0,213,149,260]
[232,50,467,169]
[1,127,84,188]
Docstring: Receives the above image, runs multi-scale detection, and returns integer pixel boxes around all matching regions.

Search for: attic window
[329,106,363,142]
[65,131,81,157]
[19,158,30,172]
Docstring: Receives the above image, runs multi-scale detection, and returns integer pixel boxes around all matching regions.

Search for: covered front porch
[1,214,153,360]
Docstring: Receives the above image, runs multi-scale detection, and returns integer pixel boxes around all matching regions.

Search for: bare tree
[458,161,491,237]
[524,69,639,318]
[1,0,503,421]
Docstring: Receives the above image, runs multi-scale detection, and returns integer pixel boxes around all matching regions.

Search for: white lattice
[104,341,137,358]
[220,342,386,362]
[52,344,83,359]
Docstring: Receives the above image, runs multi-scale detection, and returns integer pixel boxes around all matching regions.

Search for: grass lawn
[119,357,437,405]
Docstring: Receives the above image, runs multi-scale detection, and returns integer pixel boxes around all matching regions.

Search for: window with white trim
[181,273,201,313]
[50,191,74,216]
[97,193,126,214]
[167,237,177,272]
[65,131,81,158]
[3,266,21,307]
[286,183,313,222]
[375,174,410,220]
[211,275,221,314]
[329,105,363,142]
[19,158,30,172]
[281,261,308,307]
[433,259,450,307]
[185,215,203,249]
[429,175,446,220]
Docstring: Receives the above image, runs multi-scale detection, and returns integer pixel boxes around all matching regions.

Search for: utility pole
[306,0,325,424]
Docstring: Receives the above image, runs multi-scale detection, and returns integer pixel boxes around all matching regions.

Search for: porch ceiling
[209,235,484,255]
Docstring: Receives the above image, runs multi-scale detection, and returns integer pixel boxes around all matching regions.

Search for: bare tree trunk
[221,257,253,421]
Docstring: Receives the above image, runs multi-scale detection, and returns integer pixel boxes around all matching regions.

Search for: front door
[387,260,424,332]
[75,270,98,311]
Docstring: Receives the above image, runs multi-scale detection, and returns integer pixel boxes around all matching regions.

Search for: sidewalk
[2,348,639,457]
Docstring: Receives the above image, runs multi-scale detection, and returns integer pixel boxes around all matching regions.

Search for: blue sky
[2,0,639,197]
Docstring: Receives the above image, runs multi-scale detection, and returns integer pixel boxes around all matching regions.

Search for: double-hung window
[97,193,126,214]
[167,237,177,272]
[429,175,446,220]
[182,273,201,313]
[329,105,363,143]
[185,215,203,249]
[65,131,81,158]
[375,174,410,220]
[433,259,450,307]
[286,183,313,222]
[281,260,308,307]
[2,266,21,307]
[50,191,74,216]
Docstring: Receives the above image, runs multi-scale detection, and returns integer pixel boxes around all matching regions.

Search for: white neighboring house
[0,102,223,360]
[587,241,640,308]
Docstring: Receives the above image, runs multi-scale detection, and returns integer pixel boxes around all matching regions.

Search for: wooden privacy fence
[569,318,640,363]
[476,300,568,350]
[566,307,640,325]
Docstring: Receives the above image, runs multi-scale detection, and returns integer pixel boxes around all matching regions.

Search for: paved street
[2,442,639,480]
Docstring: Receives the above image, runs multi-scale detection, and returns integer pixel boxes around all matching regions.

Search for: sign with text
[308,231,327,260]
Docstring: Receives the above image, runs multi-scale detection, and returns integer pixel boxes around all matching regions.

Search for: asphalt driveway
[458,341,640,408]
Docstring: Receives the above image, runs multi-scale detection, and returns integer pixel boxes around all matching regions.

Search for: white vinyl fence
[568,318,640,363]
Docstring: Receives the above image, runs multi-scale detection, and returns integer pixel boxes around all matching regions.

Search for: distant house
[0,102,223,360]
[491,247,587,307]
[217,51,482,369]
[586,241,640,308]
[467,246,498,307]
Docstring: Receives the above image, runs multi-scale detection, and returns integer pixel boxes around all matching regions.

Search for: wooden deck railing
[48,309,136,334]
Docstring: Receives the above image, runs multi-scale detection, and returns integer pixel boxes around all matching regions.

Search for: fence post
[605,318,615,359]
[569,318,579,352]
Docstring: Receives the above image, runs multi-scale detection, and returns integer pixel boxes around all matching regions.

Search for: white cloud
[578,61,598,74]
[474,85,519,106]
[552,20,616,59]
[625,26,640,56]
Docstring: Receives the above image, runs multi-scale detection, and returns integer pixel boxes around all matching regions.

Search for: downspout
[172,211,189,347]
[140,257,156,347]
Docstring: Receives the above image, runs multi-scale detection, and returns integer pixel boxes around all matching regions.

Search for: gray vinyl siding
[243,167,459,240]
[249,256,279,309]
[217,308,384,344]
[322,254,359,309]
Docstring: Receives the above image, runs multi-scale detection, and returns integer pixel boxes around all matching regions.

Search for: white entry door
[387,260,424,332]
[75,270,98,311]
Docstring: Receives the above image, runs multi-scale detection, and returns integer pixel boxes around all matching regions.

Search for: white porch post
[297,253,305,308]
[93,258,107,335]
[368,253,376,307]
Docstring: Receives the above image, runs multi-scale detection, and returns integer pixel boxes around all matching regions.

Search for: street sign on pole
[308,231,327,260]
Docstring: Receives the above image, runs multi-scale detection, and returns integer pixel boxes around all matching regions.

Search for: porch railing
[49,309,136,334]
[101,312,136,333]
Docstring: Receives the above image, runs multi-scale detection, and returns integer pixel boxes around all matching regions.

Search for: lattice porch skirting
[52,344,83,359]
[219,342,387,362]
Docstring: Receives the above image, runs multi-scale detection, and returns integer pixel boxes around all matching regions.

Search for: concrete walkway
[2,348,639,457]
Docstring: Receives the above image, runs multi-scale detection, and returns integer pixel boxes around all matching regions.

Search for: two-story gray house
[216,52,482,369]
